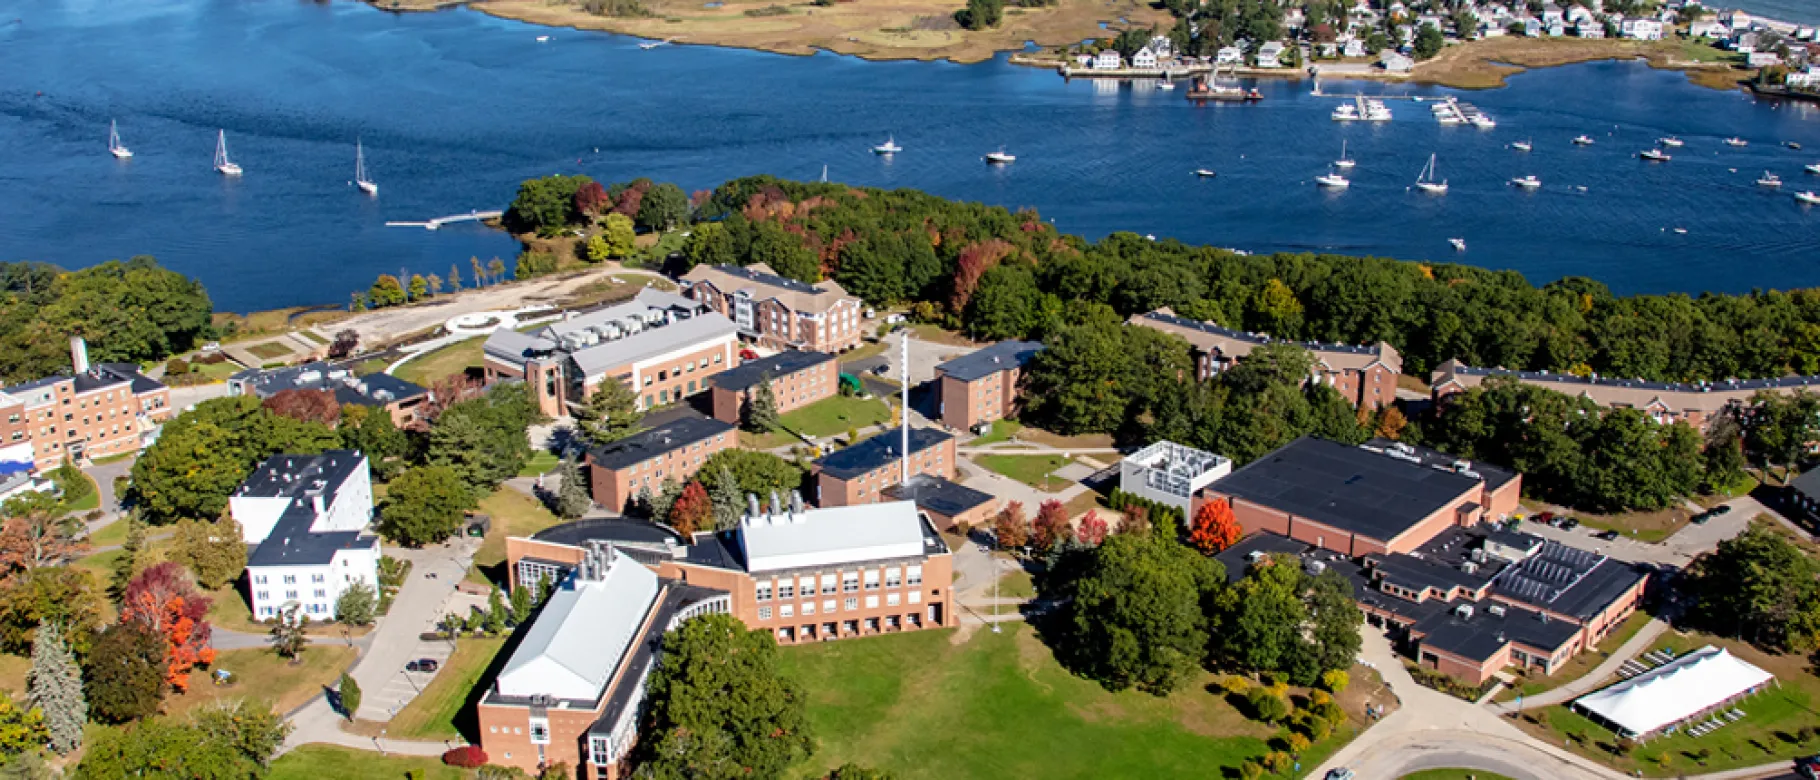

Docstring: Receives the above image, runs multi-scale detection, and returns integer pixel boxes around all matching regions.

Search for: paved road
[1516,494,1768,569]
[346,540,482,721]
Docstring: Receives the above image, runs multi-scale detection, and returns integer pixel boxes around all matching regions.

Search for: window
[254,575,267,585]
[780,605,794,618]
[797,576,814,595]
[283,575,297,585]
[312,574,325,583]
[865,595,879,609]
[256,591,269,601]
[758,607,773,620]
[755,583,772,602]
[259,606,273,617]
[864,570,880,591]
[907,566,923,586]
[820,574,837,594]
[285,590,298,600]
[529,719,550,744]
[842,574,858,593]
[802,601,815,616]
[909,591,922,604]
[887,593,901,606]
[778,583,794,600]
[314,589,326,598]
[590,736,612,767]
[823,599,836,613]
[844,597,858,611]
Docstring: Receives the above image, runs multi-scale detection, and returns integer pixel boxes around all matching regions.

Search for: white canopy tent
[1572,645,1774,738]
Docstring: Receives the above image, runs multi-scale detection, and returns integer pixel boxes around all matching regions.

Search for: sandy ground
[1412,37,1744,90]
[332,265,665,348]
[393,0,1168,64]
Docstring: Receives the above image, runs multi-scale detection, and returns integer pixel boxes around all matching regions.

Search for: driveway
[345,539,483,721]
[1515,494,1769,569]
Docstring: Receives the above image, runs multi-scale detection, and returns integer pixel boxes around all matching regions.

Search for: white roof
[738,501,933,572]
[494,553,660,700]
[1573,645,1773,736]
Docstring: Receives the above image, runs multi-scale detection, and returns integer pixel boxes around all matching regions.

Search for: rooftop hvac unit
[296,370,323,384]
[1471,548,1487,563]
[1304,560,1327,575]
[1461,561,1478,575]
[1487,604,1506,617]
[1455,604,1474,619]
[329,369,351,380]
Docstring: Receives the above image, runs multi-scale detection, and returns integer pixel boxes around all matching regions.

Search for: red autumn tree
[1077,510,1108,546]
[121,562,215,693]
[611,181,648,220]
[669,481,712,536]
[263,388,341,427]
[995,501,1031,550]
[949,239,1014,314]
[1188,498,1243,554]
[1032,499,1073,551]
[0,493,87,575]
[574,180,609,216]
[1118,504,1151,537]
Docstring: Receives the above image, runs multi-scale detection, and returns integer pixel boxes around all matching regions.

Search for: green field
[468,488,565,586]
[383,636,505,740]
[974,454,1076,492]
[518,450,561,478]
[395,338,484,386]
[776,625,1361,779]
[969,419,1024,446]
[270,745,465,780]
[776,395,890,439]
[246,341,296,360]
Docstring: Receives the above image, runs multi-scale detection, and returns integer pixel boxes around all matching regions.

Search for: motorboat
[1448,238,1466,251]
[1758,171,1783,188]
[1193,169,1216,177]
[354,139,377,196]
[108,119,132,160]
[1510,139,1532,152]
[1639,148,1671,162]
[1798,191,1820,205]
[1414,153,1447,194]
[1788,142,1803,150]
[1510,175,1542,189]
[1315,169,1351,188]
[1573,135,1595,145]
[872,135,902,155]
[1334,140,1355,169]
[214,129,242,176]
[1331,104,1359,121]
[537,35,551,42]
[1658,136,1684,148]
[1470,114,1496,129]
[1807,163,1820,175]
[1725,137,1748,147]
[984,148,1015,164]
[1155,80,1176,91]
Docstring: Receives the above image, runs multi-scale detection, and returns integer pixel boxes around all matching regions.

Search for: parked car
[1325,769,1356,780]
[1560,517,1580,531]
[405,659,440,673]
[872,365,891,376]
[1594,530,1621,541]
[739,348,759,361]
[1533,511,1556,526]
[1796,754,1820,780]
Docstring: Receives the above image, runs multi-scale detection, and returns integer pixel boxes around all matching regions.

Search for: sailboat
[1639,148,1672,162]
[1334,140,1355,169]
[108,120,133,160]
[354,139,377,196]
[1414,154,1447,194]
[214,130,242,176]
[872,135,902,155]
[1757,171,1782,188]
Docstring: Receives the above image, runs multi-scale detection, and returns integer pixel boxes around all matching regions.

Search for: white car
[1325,770,1356,780]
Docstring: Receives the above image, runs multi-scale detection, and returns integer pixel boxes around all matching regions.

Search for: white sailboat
[1639,148,1672,162]
[1414,154,1447,194]
[213,130,242,176]
[1334,140,1355,169]
[1659,136,1684,148]
[1757,171,1782,188]
[1510,139,1532,152]
[108,120,133,160]
[1725,137,1749,147]
[1193,168,1216,177]
[1449,238,1466,252]
[354,139,377,196]
[1797,191,1820,206]
[872,135,902,155]
[1572,135,1595,146]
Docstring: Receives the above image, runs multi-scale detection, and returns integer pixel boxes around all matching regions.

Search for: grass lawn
[86,517,131,548]
[1514,630,1820,776]
[71,548,125,584]
[843,339,888,362]
[270,745,466,780]
[907,323,980,348]
[974,454,1076,492]
[995,570,1034,599]
[968,419,1023,446]
[468,488,564,586]
[518,450,561,478]
[172,645,357,717]
[62,471,100,513]
[0,653,29,696]
[777,625,1373,779]
[395,338,484,387]
[1399,771,1517,780]
[776,395,889,439]
[246,341,296,361]
[297,330,330,346]
[1495,610,1654,702]
[353,357,389,376]
[380,636,504,740]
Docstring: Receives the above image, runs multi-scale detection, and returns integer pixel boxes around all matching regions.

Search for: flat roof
[885,475,995,518]
[529,518,686,548]
[1363,437,1519,494]
[1213,533,1315,582]
[231,362,426,408]
[730,500,948,573]
[936,341,1044,382]
[710,350,836,393]
[1414,600,1582,663]
[587,417,734,472]
[815,428,953,480]
[1208,437,1484,544]
[1493,541,1648,621]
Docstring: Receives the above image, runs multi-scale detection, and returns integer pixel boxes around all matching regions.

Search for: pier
[385,210,503,230]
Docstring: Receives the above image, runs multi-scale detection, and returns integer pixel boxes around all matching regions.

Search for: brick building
[1429,358,1812,432]
[680,264,865,354]
[229,361,430,427]
[706,349,837,425]
[885,474,999,532]
[483,289,739,418]
[583,417,737,514]
[0,337,172,470]
[1129,308,1403,410]
[813,427,956,507]
[933,340,1043,431]
[487,498,955,777]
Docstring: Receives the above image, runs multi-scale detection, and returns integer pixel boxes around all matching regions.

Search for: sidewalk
[1494,618,1668,712]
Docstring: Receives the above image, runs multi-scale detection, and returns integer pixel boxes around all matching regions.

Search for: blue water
[1729,0,1820,25]
[3,0,1820,312]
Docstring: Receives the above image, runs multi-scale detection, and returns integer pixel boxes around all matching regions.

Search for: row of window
[755,567,922,601]
[647,353,724,386]
[254,573,327,585]
[256,602,332,617]
[256,588,330,601]
[758,590,921,620]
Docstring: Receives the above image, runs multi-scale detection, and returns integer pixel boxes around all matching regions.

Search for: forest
[0,257,214,383]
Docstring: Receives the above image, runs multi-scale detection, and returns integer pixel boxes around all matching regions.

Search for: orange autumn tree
[1032,499,1073,552]
[1188,498,1243,555]
[121,562,215,693]
[669,481,712,536]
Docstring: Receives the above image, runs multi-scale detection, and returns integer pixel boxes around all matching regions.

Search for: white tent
[1573,645,1774,737]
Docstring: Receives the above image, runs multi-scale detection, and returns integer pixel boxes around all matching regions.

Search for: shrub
[1238,761,1264,780]
[165,358,190,376]
[1312,699,1346,727]
[1284,732,1311,754]
[1262,752,1293,774]
[1321,669,1350,693]
[1303,713,1333,741]
[1246,686,1290,723]
[1217,673,1252,695]
[1308,689,1333,707]
[442,746,488,768]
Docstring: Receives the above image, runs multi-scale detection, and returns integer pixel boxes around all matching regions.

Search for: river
[3,0,1819,312]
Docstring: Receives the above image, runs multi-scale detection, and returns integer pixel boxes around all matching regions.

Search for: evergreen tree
[26,622,83,754]
[708,466,745,530]
[744,376,781,433]
[510,583,533,626]
[650,478,682,524]
[484,588,509,635]
[110,517,145,603]
[86,619,167,723]
[555,458,592,520]
[632,485,656,517]
[576,379,641,446]
[337,673,360,721]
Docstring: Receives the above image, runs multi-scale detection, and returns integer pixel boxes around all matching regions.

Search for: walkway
[1494,618,1669,712]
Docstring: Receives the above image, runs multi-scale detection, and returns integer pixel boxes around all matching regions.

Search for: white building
[1216,45,1244,64]
[1689,19,1727,37]
[232,451,380,621]
[1577,19,1605,37]
[1120,440,1232,516]
[1541,3,1565,26]
[1132,46,1158,68]
[1256,41,1286,67]
[1787,65,1820,89]
[1572,645,1773,740]
[1148,34,1174,59]
[1621,18,1663,40]
[1381,50,1416,71]
[1343,37,1368,57]
[1749,51,1783,68]
[1721,9,1753,33]
[1094,49,1123,69]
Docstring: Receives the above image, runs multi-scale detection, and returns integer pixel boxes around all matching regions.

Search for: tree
[0,568,103,656]
[327,329,359,360]
[111,516,145,603]
[1413,22,1444,59]
[169,518,247,590]
[427,274,443,296]
[488,257,507,283]
[633,614,811,778]
[339,404,408,479]
[575,180,609,217]
[337,673,361,721]
[448,264,464,292]
[335,583,378,626]
[1053,533,1224,694]
[0,691,48,762]
[510,582,534,625]
[670,481,712,536]
[270,604,309,660]
[26,622,83,754]
[1686,526,1820,651]
[380,466,477,547]
[85,618,167,723]
[122,562,215,693]
[554,458,593,520]
[263,388,341,427]
[77,699,291,779]
[129,396,337,525]
[745,376,780,433]
[636,183,690,231]
[368,275,406,308]
[576,379,641,446]
[1245,685,1291,722]
[1032,499,1072,552]
[408,275,429,301]
[649,478,683,524]
[695,450,803,500]
[995,501,1031,549]
[0,498,86,576]
[955,0,1003,29]
[504,175,593,236]
[708,466,745,531]
[1077,510,1109,546]
[1305,569,1364,675]
[1188,498,1242,554]
[603,213,637,259]
[1211,558,1308,678]
[484,588,509,635]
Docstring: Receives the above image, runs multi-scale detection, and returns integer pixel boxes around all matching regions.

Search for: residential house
[1343,37,1369,57]
[1216,45,1245,64]
[1721,9,1753,33]
[1541,3,1565,26]
[1547,20,1567,36]
[1786,64,1820,89]
[1381,50,1416,71]
[1131,46,1158,68]
[1148,34,1174,59]
[1577,19,1605,37]
[1523,16,1543,36]
[231,451,380,621]
[1749,51,1783,68]
[1094,49,1123,69]
[1689,19,1727,38]
[1565,5,1594,25]
[1256,41,1286,67]
[1285,7,1307,30]
[1621,18,1664,40]
[680,263,867,354]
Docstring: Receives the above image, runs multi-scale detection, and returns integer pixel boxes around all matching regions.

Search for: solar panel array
[1495,541,1604,606]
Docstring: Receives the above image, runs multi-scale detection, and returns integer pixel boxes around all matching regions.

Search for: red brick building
[706,349,837,425]
[813,427,956,507]
[583,417,737,514]
[933,340,1043,431]
[681,264,865,354]
[1429,358,1791,432]
[0,337,172,470]
[1129,308,1402,410]
[885,474,999,532]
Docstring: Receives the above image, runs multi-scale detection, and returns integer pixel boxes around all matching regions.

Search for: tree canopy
[0,257,213,384]
[1052,533,1224,694]
[128,397,338,525]
[634,613,812,779]
[1685,525,1820,652]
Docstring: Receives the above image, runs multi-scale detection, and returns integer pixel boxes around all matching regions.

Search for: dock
[1056,63,1213,80]
[385,210,503,230]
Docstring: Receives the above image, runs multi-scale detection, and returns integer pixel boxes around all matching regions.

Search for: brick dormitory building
[583,416,738,513]
[0,336,172,471]
[933,340,1043,431]
[482,495,955,778]
[680,263,866,354]
[1202,436,1649,686]
[1129,308,1403,410]
[706,349,838,425]
[1429,358,1820,432]
[812,427,956,507]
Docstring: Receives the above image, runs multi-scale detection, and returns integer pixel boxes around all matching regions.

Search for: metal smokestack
[69,336,89,374]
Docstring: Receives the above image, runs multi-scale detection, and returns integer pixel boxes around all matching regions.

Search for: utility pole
[900,331,910,484]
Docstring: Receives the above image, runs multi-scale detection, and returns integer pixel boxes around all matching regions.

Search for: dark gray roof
[1487,528,1545,553]
[1138,311,1382,357]
[236,450,366,500]
[8,364,164,398]
[1792,469,1820,502]
[1414,601,1582,662]
[1492,540,1648,621]
[1364,437,1519,493]
[885,475,995,518]
[230,362,426,408]
[710,350,835,393]
[1213,533,1314,582]
[1370,554,1492,596]
[1208,437,1485,544]
[1445,362,1820,397]
[587,417,735,472]
[815,428,954,480]
[241,450,375,567]
[706,264,823,296]
[936,341,1044,383]
[530,518,686,547]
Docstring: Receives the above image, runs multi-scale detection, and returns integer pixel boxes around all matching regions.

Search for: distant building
[1621,18,1664,39]
[231,451,379,621]
[1381,50,1416,71]
[1131,46,1158,68]
[813,428,955,507]
[1094,49,1123,69]
[934,340,1043,431]
[1148,35,1174,59]
[584,417,737,513]
[1120,440,1232,516]
[1256,41,1286,67]
[1217,46,1244,64]
[1129,308,1403,410]
[706,349,837,425]
[1721,9,1754,33]
[1428,358,1820,431]
[229,362,430,427]
[484,288,738,417]
[1787,64,1820,89]
[1689,19,1727,38]
[1541,3,1565,26]
[0,337,171,470]
[1343,38,1369,57]
[1748,51,1783,68]
[1577,19,1606,38]
[680,263,866,354]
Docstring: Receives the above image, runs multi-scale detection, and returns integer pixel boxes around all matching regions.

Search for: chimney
[768,490,784,523]
[790,490,805,522]
[69,336,89,374]
[311,495,325,516]
[746,493,762,525]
